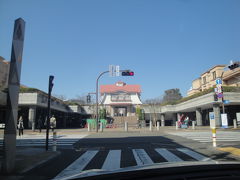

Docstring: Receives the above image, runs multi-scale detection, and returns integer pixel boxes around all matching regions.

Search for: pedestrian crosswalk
[0,134,88,147]
[168,131,240,143]
[53,147,213,180]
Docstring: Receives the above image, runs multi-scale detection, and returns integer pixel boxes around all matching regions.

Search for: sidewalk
[0,147,60,179]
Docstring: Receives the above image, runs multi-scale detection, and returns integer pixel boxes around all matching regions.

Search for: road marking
[218,147,240,156]
[177,148,211,161]
[53,150,98,180]
[102,150,121,170]
[132,149,154,166]
[155,148,183,162]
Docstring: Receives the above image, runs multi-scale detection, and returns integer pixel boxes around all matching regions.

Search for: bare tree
[53,94,67,101]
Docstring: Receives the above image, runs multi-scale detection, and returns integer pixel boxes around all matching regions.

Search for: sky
[0,0,240,101]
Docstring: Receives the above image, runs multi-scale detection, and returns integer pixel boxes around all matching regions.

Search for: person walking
[18,116,24,136]
[50,115,56,132]
[37,116,43,133]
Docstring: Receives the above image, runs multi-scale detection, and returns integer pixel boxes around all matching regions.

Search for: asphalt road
[22,131,240,180]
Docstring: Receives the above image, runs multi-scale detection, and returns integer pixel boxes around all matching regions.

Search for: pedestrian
[50,115,56,132]
[37,116,43,133]
[17,116,24,136]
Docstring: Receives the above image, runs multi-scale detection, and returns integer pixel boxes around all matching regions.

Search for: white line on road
[155,148,183,162]
[102,150,121,170]
[132,149,154,166]
[53,150,98,180]
[177,148,211,161]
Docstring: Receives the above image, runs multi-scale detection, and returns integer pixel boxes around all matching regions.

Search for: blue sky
[1,0,240,101]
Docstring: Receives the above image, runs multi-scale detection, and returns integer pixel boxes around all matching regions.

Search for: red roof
[100,82,141,94]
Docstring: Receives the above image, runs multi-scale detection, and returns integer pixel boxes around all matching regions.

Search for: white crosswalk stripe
[177,148,211,161]
[155,148,183,162]
[168,131,240,143]
[54,147,212,179]
[132,149,154,165]
[102,150,121,170]
[0,135,87,147]
[54,150,98,180]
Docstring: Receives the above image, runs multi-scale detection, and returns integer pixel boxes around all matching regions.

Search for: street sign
[216,78,222,85]
[217,93,223,98]
[209,112,215,129]
[109,65,115,77]
[116,65,120,76]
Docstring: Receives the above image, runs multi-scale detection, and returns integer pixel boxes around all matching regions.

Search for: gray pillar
[28,107,36,130]
[160,114,165,127]
[196,108,203,126]
[3,18,25,173]
[172,113,177,126]
[213,104,221,127]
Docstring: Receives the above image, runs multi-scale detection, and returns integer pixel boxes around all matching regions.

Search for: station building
[100,81,142,124]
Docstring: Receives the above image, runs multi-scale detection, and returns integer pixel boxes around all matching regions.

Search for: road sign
[216,78,222,85]
[223,100,230,104]
[217,93,223,98]
[221,113,228,128]
[109,65,115,77]
[116,65,120,76]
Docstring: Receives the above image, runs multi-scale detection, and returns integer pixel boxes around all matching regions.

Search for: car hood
[53,161,240,180]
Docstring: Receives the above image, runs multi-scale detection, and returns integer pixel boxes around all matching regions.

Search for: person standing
[50,115,56,132]
[18,116,24,136]
[37,116,43,133]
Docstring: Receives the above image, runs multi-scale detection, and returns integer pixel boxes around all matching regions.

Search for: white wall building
[100,81,142,117]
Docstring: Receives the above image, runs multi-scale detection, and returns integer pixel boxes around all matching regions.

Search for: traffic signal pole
[96,71,109,132]
[95,69,134,132]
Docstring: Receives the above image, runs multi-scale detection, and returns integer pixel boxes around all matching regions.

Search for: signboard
[209,112,215,129]
[237,113,240,125]
[221,113,228,128]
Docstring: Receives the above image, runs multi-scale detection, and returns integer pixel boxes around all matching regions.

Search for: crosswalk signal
[122,71,134,76]
[228,62,239,70]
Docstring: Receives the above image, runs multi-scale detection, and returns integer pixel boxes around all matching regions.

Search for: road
[21,129,240,179]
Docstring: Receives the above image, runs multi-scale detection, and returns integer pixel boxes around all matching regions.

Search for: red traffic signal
[122,71,134,76]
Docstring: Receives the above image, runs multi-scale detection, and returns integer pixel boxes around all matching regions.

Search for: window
[212,71,216,80]
[203,77,207,84]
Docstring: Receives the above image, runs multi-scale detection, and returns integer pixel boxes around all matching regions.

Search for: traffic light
[228,63,239,70]
[214,94,218,101]
[87,95,90,103]
[121,71,134,76]
[49,75,54,92]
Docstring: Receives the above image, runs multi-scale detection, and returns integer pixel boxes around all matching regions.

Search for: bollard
[149,121,152,131]
[125,121,128,132]
[192,121,196,130]
[157,121,160,131]
[100,122,103,132]
[88,123,91,132]
[212,128,217,147]
[176,121,178,130]
[233,119,237,129]
[52,131,57,151]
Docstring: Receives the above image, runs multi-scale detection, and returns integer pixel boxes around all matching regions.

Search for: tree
[136,106,144,121]
[162,88,182,104]
[99,108,106,119]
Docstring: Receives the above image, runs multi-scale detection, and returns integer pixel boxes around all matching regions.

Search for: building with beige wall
[0,56,9,90]
[188,64,240,96]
